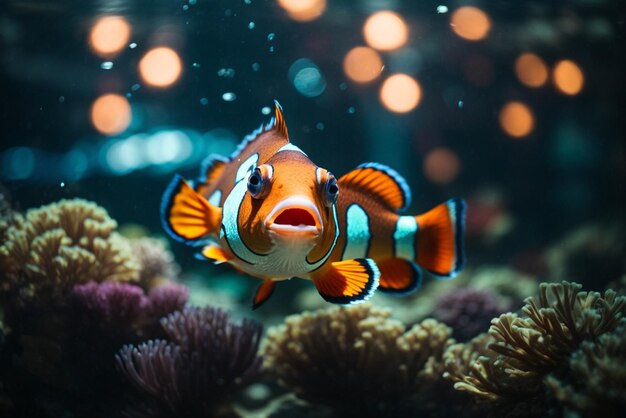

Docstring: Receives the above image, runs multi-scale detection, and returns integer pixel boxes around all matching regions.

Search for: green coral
[443,281,626,416]
[545,327,626,417]
[0,199,139,306]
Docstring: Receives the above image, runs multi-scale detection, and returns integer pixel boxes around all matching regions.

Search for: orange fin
[312,259,380,305]
[252,280,276,310]
[378,259,422,295]
[415,198,466,278]
[338,163,411,212]
[198,244,232,264]
[161,174,222,244]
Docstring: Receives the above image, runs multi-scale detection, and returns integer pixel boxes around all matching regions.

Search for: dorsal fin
[273,100,289,139]
[197,154,228,185]
[228,100,290,161]
[338,163,412,212]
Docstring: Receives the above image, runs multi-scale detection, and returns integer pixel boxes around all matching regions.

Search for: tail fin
[415,198,466,278]
[161,174,222,244]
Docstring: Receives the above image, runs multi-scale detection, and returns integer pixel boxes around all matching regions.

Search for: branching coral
[545,327,626,417]
[0,199,139,306]
[116,306,263,417]
[262,304,454,417]
[443,281,626,414]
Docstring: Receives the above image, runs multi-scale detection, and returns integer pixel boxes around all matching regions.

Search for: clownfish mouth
[265,196,322,238]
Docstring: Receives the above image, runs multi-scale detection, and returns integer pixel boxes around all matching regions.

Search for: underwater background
[1,0,625,417]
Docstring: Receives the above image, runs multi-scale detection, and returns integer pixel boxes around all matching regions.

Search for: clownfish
[161,102,466,309]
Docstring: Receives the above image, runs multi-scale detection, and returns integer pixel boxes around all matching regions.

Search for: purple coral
[432,287,512,341]
[146,282,189,319]
[116,306,262,417]
[72,281,149,325]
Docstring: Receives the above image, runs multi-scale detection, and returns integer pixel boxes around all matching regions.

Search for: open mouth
[274,208,316,227]
[265,196,322,237]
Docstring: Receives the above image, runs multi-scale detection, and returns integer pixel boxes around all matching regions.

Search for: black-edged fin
[160,174,222,244]
[312,259,380,305]
[229,100,290,161]
[198,244,233,264]
[338,163,412,212]
[378,259,422,295]
[273,100,289,139]
[252,280,276,310]
[415,197,466,278]
[197,154,228,185]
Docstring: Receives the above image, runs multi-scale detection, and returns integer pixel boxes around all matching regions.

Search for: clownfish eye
[247,165,272,199]
[325,174,339,206]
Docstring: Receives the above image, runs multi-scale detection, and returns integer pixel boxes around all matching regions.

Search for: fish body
[162,102,465,308]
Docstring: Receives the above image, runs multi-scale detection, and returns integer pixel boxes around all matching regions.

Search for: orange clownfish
[161,102,466,309]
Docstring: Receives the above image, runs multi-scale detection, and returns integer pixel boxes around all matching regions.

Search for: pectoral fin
[198,244,233,264]
[312,259,380,305]
[160,174,222,244]
[252,280,276,310]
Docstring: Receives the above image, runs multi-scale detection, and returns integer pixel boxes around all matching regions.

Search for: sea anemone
[432,287,513,341]
[0,199,139,307]
[116,306,263,417]
[443,281,626,415]
[262,304,454,417]
[72,280,149,325]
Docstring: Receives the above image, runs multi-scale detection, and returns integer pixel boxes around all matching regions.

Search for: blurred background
[1,0,624,304]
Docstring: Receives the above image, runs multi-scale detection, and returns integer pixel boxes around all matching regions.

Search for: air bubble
[261,106,271,115]
[100,61,114,70]
[200,98,208,105]
[437,5,448,14]
[222,92,237,102]
[347,106,356,114]
[267,33,275,41]
[248,22,255,29]
[252,62,260,71]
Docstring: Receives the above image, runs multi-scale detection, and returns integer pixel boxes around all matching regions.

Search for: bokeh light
[423,147,461,185]
[139,47,182,88]
[90,94,132,136]
[343,46,383,83]
[515,53,549,88]
[363,11,409,51]
[553,60,584,95]
[450,7,491,41]
[288,58,326,98]
[277,0,326,22]
[379,74,422,113]
[89,16,131,57]
[499,101,535,138]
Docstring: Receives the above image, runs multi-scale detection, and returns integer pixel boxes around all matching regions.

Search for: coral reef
[262,304,455,417]
[443,281,626,416]
[0,199,139,308]
[0,198,191,417]
[545,327,626,417]
[116,306,263,417]
[432,287,513,341]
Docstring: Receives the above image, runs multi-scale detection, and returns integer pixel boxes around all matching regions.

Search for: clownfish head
[235,149,339,276]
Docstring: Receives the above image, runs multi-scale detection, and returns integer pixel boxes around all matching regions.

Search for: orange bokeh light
[515,53,548,88]
[90,94,131,136]
[139,47,182,88]
[450,7,491,41]
[363,11,409,51]
[499,101,535,138]
[553,60,584,95]
[423,148,461,185]
[379,74,422,113]
[343,46,383,83]
[277,0,326,22]
[89,16,131,57]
